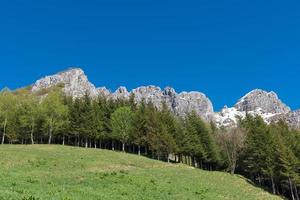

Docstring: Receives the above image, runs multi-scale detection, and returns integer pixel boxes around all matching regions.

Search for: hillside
[0,145,281,200]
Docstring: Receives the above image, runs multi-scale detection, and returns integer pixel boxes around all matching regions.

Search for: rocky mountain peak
[29,68,299,128]
[214,89,295,128]
[32,67,98,98]
[113,86,130,100]
[175,91,214,120]
[234,89,290,114]
[97,87,111,97]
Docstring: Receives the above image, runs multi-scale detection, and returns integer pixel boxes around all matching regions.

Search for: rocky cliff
[31,68,300,128]
[31,68,214,121]
[32,68,98,98]
[214,89,299,128]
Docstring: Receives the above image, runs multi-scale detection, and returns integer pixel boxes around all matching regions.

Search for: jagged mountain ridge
[31,68,300,128]
[31,68,214,121]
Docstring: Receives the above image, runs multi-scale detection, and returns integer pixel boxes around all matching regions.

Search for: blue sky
[0,0,299,111]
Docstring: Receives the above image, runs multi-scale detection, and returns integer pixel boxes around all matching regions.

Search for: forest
[0,87,299,200]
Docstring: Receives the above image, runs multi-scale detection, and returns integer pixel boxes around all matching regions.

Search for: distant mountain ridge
[31,67,300,128]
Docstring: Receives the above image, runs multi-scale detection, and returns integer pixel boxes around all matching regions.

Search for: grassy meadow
[0,145,282,200]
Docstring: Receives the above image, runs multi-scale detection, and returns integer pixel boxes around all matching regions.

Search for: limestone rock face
[97,87,111,97]
[113,87,130,100]
[132,86,165,108]
[32,68,98,98]
[234,89,291,114]
[122,86,213,120]
[31,68,300,128]
[214,89,293,128]
[163,87,177,108]
[284,110,300,129]
[175,92,214,120]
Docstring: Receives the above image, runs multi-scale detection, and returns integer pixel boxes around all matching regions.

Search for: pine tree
[69,97,82,146]
[241,116,277,189]
[92,99,105,148]
[80,93,95,148]
[183,112,206,166]
[274,137,299,200]
[132,100,148,155]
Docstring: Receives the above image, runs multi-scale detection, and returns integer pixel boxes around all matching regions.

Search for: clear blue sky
[0,0,299,111]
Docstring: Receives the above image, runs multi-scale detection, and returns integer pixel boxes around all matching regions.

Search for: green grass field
[0,145,282,200]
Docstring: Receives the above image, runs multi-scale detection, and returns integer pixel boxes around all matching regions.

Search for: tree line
[0,87,299,199]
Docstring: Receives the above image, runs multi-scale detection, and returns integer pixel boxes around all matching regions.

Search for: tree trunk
[1,118,7,145]
[85,138,88,148]
[76,136,79,146]
[138,145,141,156]
[48,126,53,144]
[112,141,115,151]
[122,142,125,152]
[294,183,299,200]
[230,162,236,175]
[62,135,65,146]
[289,178,296,200]
[257,175,262,186]
[99,140,102,149]
[271,176,276,194]
[30,125,35,145]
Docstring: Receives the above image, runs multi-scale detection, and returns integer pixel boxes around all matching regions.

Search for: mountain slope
[0,145,282,200]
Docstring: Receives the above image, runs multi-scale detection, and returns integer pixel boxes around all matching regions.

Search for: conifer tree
[241,116,277,188]
[132,100,148,155]
[69,97,82,146]
[274,137,299,199]
[80,93,95,148]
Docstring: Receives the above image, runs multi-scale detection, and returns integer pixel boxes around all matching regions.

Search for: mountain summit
[30,67,300,128]
[32,68,98,98]
[234,89,290,114]
[31,68,214,121]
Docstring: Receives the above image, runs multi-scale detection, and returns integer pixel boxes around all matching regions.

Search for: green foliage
[17,93,40,144]
[132,100,148,149]
[182,112,220,168]
[0,86,298,199]
[0,145,281,200]
[111,106,134,151]
[0,89,18,144]
[40,90,69,144]
[239,115,300,198]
